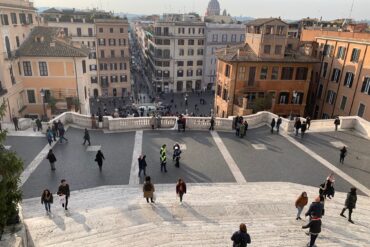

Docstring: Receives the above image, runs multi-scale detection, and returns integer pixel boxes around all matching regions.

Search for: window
[110,75,118,83]
[188,49,194,56]
[98,38,106,46]
[19,13,26,24]
[358,103,366,117]
[196,69,202,76]
[275,45,282,55]
[27,90,36,103]
[295,67,308,80]
[271,67,279,80]
[99,28,103,33]
[163,61,170,67]
[155,39,162,45]
[240,34,245,42]
[260,66,268,80]
[238,66,246,80]
[225,64,230,77]
[16,36,20,47]
[196,60,203,66]
[88,28,93,37]
[294,92,304,104]
[350,48,361,63]
[336,46,346,60]
[187,69,193,77]
[340,96,347,110]
[23,61,32,76]
[187,61,193,66]
[264,45,271,54]
[28,14,33,24]
[326,90,336,105]
[331,68,341,83]
[178,39,184,45]
[179,49,184,56]
[120,50,125,58]
[82,60,86,74]
[163,39,170,45]
[110,28,114,33]
[177,61,184,66]
[212,34,218,42]
[1,14,9,25]
[322,62,328,78]
[90,64,97,71]
[222,34,227,42]
[120,28,124,33]
[77,28,82,37]
[110,50,115,58]
[188,39,194,45]
[91,77,98,83]
[317,84,323,99]
[100,50,105,58]
[281,67,294,80]
[231,34,237,42]
[11,13,17,24]
[198,39,204,45]
[177,70,183,77]
[343,72,354,88]
[197,49,203,55]
[39,62,48,76]
[163,49,170,58]
[120,75,127,82]
[222,88,228,101]
[109,39,116,46]
[63,28,69,36]
[89,52,96,59]
[279,92,289,104]
[248,67,256,86]
[361,77,370,95]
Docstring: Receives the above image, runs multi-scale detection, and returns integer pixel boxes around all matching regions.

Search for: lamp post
[40,89,47,121]
[289,90,298,120]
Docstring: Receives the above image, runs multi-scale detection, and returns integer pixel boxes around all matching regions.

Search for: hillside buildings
[215,18,319,118]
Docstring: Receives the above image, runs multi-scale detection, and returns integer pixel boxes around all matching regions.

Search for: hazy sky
[34,0,369,20]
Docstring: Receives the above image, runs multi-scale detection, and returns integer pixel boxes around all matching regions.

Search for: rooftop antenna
[348,0,355,19]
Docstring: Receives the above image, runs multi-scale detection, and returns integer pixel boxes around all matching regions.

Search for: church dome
[206,0,221,16]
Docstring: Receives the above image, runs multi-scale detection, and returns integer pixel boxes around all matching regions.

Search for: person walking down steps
[340,187,357,224]
[143,176,155,203]
[295,191,308,220]
[41,189,53,215]
[176,178,187,204]
[302,211,322,247]
[231,223,251,247]
[57,179,70,211]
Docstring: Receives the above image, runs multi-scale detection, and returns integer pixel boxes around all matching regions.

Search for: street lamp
[40,89,47,121]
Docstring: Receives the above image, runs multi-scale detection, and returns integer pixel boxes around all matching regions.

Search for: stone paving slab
[4,136,46,169]
[21,128,135,199]
[141,130,235,185]
[301,130,370,190]
[219,127,354,193]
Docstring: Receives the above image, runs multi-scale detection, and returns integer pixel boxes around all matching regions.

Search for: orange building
[301,30,370,120]
[215,18,319,118]
[16,26,90,118]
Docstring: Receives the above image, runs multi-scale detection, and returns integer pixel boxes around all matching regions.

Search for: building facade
[215,18,319,118]
[95,19,130,97]
[144,15,206,93]
[204,23,245,90]
[301,30,370,120]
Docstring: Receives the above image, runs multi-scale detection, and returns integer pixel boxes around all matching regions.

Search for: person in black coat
[294,118,302,136]
[57,179,70,211]
[305,196,323,219]
[82,128,91,146]
[340,146,347,164]
[231,223,251,247]
[46,149,57,171]
[138,155,147,177]
[270,118,276,134]
[301,121,307,138]
[334,116,340,131]
[340,187,357,224]
[95,150,105,171]
[302,211,321,247]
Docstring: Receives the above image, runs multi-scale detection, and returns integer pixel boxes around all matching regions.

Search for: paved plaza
[4,126,370,199]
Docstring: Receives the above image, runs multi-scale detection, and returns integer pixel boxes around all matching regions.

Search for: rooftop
[246,17,287,26]
[16,27,89,58]
[216,43,320,63]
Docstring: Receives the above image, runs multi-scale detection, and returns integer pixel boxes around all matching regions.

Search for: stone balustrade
[37,111,370,139]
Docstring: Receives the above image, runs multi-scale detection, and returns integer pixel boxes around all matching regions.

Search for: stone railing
[38,111,370,139]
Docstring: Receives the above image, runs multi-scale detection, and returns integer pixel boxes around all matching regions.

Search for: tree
[0,102,23,239]
[251,94,273,113]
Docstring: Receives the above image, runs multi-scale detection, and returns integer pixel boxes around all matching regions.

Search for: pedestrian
[58,124,68,143]
[231,223,251,247]
[235,120,241,137]
[53,121,59,137]
[270,118,276,134]
[295,191,308,220]
[334,116,340,131]
[340,187,357,224]
[51,123,57,141]
[160,144,167,173]
[143,176,155,203]
[82,128,91,146]
[91,114,97,129]
[150,114,156,129]
[294,118,301,136]
[46,128,53,146]
[36,118,42,131]
[95,150,105,171]
[46,149,57,171]
[301,121,307,138]
[305,196,323,219]
[173,145,182,168]
[57,179,70,211]
[176,178,187,203]
[239,122,246,138]
[209,117,215,131]
[339,146,347,164]
[138,155,147,177]
[276,116,282,133]
[306,116,311,129]
[12,116,19,131]
[323,173,335,199]
[41,189,53,215]
[302,211,321,247]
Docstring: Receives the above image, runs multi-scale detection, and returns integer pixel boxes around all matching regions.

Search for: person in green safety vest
[160,144,167,173]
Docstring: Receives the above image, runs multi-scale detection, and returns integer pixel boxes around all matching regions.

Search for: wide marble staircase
[22,183,370,247]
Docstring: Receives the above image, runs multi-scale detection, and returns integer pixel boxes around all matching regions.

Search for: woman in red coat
[176,178,187,204]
